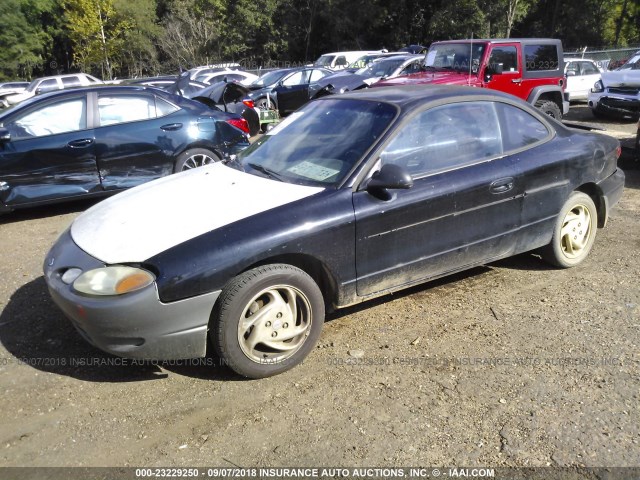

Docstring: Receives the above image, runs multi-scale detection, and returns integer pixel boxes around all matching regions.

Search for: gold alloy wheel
[237,285,312,363]
[560,203,593,259]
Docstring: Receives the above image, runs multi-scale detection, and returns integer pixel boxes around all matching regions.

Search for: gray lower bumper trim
[44,229,221,360]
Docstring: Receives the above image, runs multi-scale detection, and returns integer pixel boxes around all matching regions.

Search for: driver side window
[488,46,518,72]
[5,97,87,140]
[282,71,308,86]
[380,102,503,177]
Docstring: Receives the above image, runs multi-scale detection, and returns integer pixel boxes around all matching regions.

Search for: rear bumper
[597,168,625,224]
[44,230,220,360]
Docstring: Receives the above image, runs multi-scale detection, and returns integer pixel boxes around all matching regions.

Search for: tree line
[1,0,639,81]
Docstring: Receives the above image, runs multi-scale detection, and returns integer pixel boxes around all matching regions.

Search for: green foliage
[0,0,56,80]
[428,0,487,40]
[1,0,639,81]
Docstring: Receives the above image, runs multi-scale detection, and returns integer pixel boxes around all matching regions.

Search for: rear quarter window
[524,45,560,71]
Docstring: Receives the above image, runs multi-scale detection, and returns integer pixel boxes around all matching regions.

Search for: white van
[314,50,386,70]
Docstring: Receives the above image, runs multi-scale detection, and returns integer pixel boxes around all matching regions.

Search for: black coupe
[44,86,624,378]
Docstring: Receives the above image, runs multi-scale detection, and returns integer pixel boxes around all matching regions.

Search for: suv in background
[4,73,102,106]
[588,50,640,120]
[564,58,602,101]
[374,38,569,119]
[314,51,386,70]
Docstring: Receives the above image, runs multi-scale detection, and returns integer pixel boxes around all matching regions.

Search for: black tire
[174,148,220,173]
[255,96,277,110]
[541,192,598,268]
[535,99,562,120]
[211,264,325,378]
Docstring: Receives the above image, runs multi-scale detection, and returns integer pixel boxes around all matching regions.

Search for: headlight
[591,80,604,93]
[73,266,155,296]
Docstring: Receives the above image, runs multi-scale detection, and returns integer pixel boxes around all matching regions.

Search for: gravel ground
[0,106,638,470]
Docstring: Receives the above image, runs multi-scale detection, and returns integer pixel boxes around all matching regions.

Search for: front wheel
[541,192,598,268]
[211,264,325,378]
[535,100,562,120]
[174,148,220,172]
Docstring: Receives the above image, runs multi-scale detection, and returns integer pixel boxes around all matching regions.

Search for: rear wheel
[535,99,562,120]
[255,96,276,110]
[211,264,325,378]
[174,148,220,172]
[541,192,598,268]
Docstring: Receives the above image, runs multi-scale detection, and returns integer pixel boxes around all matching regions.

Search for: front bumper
[589,93,640,118]
[43,230,221,360]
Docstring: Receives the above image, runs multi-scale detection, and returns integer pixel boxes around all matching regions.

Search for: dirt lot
[0,105,638,470]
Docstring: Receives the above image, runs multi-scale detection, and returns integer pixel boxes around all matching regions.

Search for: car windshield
[25,79,42,93]
[315,55,335,67]
[250,70,289,87]
[238,98,397,187]
[619,53,640,70]
[356,57,408,77]
[425,43,487,73]
[348,54,383,69]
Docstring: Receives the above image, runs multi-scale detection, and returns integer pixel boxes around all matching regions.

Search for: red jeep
[375,38,569,119]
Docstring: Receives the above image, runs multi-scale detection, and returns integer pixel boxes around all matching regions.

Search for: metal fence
[564,46,639,70]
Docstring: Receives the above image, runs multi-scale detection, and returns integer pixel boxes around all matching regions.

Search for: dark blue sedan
[0,85,250,213]
[44,86,624,378]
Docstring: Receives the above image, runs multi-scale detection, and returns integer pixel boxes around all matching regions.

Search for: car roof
[0,85,185,116]
[433,38,562,45]
[332,85,527,111]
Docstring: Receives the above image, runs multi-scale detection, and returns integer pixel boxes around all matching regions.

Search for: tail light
[616,145,621,158]
[226,118,249,134]
[242,98,255,109]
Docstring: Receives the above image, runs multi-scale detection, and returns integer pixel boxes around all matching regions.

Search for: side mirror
[566,71,577,76]
[35,88,43,95]
[367,163,413,196]
[0,127,10,143]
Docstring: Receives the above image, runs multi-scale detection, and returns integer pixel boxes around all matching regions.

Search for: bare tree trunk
[614,0,628,46]
[505,0,520,38]
[550,0,561,36]
[98,6,112,80]
[304,0,317,63]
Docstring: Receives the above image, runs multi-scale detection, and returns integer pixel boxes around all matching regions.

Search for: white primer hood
[71,163,323,264]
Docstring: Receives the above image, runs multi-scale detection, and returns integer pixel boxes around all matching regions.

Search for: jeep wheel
[535,100,562,120]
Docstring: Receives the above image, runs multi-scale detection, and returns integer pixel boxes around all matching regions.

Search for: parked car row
[0,85,250,213]
[0,74,102,108]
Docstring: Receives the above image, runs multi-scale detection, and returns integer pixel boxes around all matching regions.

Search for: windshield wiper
[247,162,285,182]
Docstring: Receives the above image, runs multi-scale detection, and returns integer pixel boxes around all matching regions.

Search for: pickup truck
[374,38,570,119]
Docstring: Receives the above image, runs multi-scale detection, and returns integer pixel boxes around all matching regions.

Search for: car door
[353,100,522,297]
[564,61,581,99]
[495,102,559,250]
[0,93,99,207]
[93,91,182,190]
[274,70,312,116]
[485,44,525,100]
